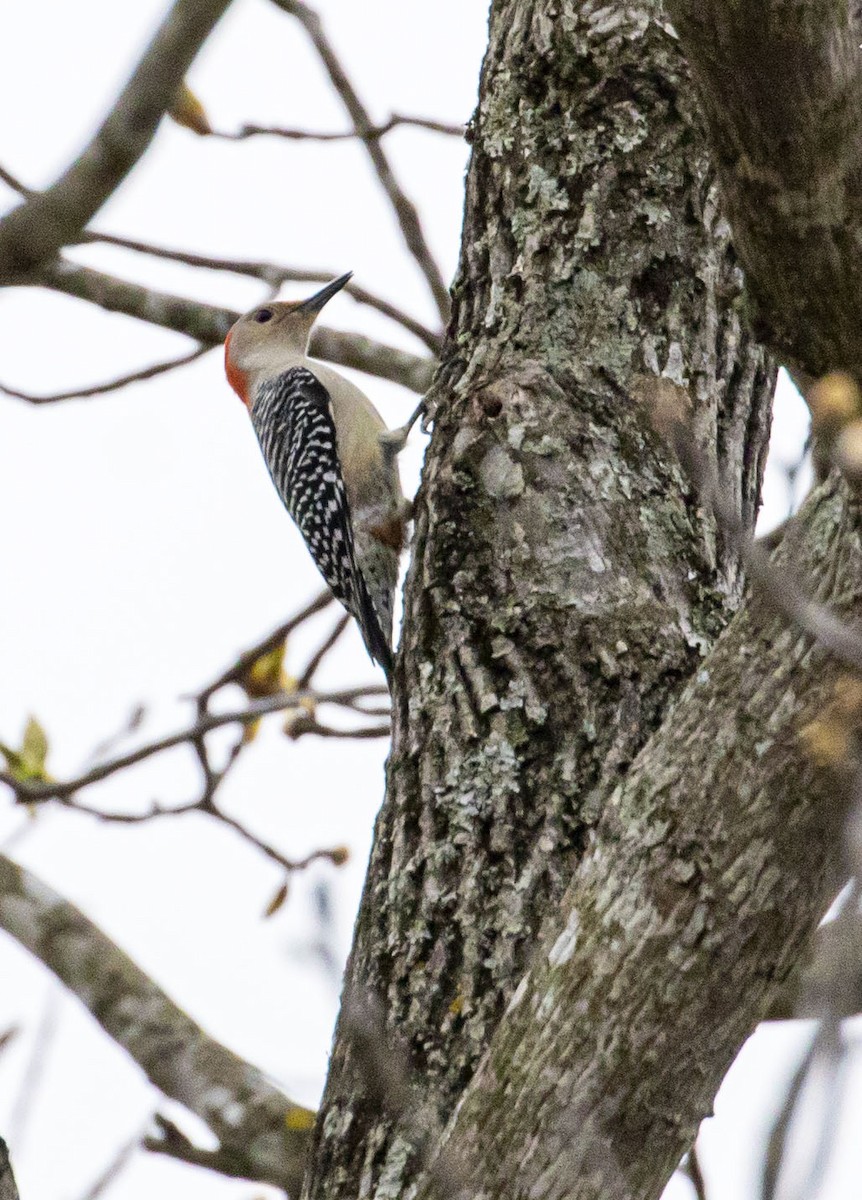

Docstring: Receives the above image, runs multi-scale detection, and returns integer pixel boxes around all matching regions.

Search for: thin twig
[76,232,442,351]
[201,589,333,698]
[683,1143,708,1200]
[0,345,208,404]
[272,0,451,321]
[7,987,60,1152]
[221,112,465,142]
[0,164,29,197]
[1,157,442,352]
[0,685,386,803]
[286,718,391,740]
[78,1124,148,1200]
[298,612,351,687]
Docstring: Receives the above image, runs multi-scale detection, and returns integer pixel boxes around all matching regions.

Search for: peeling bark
[303,4,775,1197]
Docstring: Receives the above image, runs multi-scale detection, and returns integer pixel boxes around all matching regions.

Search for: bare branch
[201,589,333,698]
[285,717,391,740]
[76,232,443,351]
[32,258,435,393]
[297,612,351,688]
[0,685,386,803]
[0,855,312,1191]
[144,1113,264,1182]
[272,0,451,322]
[683,1143,709,1200]
[0,345,208,404]
[0,0,234,284]
[0,165,29,198]
[78,1123,147,1200]
[222,112,465,143]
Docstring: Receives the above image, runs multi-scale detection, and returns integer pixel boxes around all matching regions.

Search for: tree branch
[0,0,234,284]
[272,0,451,322]
[0,855,312,1192]
[222,112,465,143]
[0,345,208,404]
[665,1,862,380]
[416,473,862,1200]
[31,258,435,393]
[76,231,443,352]
[0,685,386,803]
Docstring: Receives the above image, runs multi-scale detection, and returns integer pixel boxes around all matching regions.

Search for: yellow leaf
[240,642,291,699]
[0,717,51,782]
[241,717,261,745]
[285,1107,316,1132]
[168,82,212,136]
[22,716,48,773]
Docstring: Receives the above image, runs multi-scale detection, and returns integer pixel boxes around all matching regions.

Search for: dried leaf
[263,880,289,918]
[168,82,212,136]
[808,372,861,435]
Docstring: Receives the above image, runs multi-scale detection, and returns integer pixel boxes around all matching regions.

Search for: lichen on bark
[303,3,774,1197]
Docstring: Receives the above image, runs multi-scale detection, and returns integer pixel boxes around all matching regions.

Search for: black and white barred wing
[251,367,392,675]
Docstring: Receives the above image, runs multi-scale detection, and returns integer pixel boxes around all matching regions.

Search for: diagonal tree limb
[0,854,313,1193]
[415,471,862,1200]
[29,259,435,393]
[272,0,452,322]
[665,1,862,381]
[0,0,234,284]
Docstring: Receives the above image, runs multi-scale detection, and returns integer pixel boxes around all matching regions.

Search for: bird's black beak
[296,272,353,314]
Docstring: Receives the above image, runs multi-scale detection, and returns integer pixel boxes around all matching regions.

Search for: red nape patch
[224,330,249,406]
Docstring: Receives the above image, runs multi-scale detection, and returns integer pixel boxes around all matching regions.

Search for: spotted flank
[251,367,393,678]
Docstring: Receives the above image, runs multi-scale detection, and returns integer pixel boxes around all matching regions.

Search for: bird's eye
[254,308,274,323]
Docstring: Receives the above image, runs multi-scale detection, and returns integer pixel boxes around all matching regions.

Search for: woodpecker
[224,273,407,684]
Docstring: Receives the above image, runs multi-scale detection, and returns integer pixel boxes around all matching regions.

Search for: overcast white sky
[0,2,857,1199]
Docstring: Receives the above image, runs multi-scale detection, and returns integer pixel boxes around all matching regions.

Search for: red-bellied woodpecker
[224,273,407,684]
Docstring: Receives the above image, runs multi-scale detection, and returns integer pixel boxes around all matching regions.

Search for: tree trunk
[302,4,776,1197]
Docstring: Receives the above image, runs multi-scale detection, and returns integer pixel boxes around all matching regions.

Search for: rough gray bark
[0,1139,19,1200]
[303,4,775,1197]
[415,474,859,1200]
[665,1,862,382]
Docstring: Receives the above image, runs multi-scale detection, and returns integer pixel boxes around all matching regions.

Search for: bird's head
[224,272,352,406]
